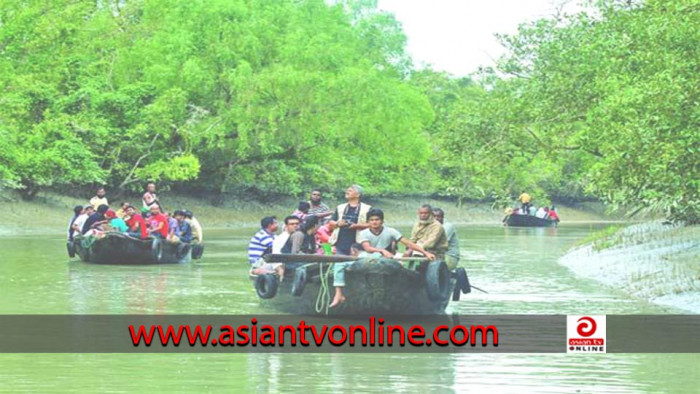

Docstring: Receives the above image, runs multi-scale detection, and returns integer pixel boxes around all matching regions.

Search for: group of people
[506,192,560,221]
[247,185,461,307]
[67,183,203,246]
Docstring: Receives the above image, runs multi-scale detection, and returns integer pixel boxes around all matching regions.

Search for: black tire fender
[67,241,76,258]
[255,274,279,299]
[455,267,471,294]
[191,243,204,259]
[425,260,450,301]
[291,267,307,296]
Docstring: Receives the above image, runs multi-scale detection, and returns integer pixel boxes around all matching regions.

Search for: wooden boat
[249,254,471,315]
[504,214,558,228]
[72,232,193,264]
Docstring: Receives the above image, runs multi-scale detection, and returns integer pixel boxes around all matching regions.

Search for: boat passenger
[173,210,193,243]
[359,208,435,260]
[518,192,532,215]
[308,189,333,224]
[528,205,537,216]
[432,208,461,270]
[72,205,93,238]
[273,215,300,254]
[290,215,319,255]
[105,209,128,232]
[291,201,311,226]
[166,212,180,243]
[115,202,129,219]
[124,205,148,239]
[142,182,160,210]
[89,187,109,210]
[82,204,110,234]
[330,243,365,308]
[548,206,560,222]
[147,205,169,238]
[67,205,84,242]
[404,204,448,260]
[248,216,284,276]
[183,210,203,243]
[329,185,371,256]
[316,221,336,254]
[535,207,548,219]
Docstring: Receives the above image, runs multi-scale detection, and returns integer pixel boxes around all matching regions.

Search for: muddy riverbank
[560,222,700,313]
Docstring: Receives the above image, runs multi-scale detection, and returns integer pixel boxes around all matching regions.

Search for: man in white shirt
[272,216,300,254]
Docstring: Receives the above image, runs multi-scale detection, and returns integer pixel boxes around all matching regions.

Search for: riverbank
[0,190,620,235]
[560,222,700,313]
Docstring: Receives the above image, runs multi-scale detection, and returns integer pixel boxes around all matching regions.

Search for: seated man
[184,210,203,244]
[404,204,448,260]
[248,216,283,276]
[433,208,461,270]
[147,205,169,239]
[124,205,148,239]
[535,206,548,219]
[166,212,180,243]
[173,210,193,243]
[359,208,435,260]
[82,204,110,235]
[330,243,364,308]
[274,215,300,254]
[68,205,85,242]
[329,209,437,308]
[105,209,128,232]
[290,215,319,255]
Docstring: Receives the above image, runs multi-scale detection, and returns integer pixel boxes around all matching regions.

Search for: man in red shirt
[124,205,148,239]
[147,205,169,238]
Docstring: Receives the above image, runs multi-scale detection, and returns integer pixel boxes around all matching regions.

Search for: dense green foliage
[1,0,433,198]
[1,0,697,221]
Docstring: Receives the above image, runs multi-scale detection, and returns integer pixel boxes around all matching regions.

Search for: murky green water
[1,224,698,392]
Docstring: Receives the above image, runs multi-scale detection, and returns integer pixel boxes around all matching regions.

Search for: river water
[1,224,697,392]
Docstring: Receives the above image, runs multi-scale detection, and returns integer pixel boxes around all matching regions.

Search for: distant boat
[71,232,198,264]
[249,254,472,315]
[504,214,558,228]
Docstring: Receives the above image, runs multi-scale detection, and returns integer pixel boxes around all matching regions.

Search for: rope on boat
[315,262,334,315]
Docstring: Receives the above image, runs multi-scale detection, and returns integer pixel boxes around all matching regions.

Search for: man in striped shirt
[248,216,278,263]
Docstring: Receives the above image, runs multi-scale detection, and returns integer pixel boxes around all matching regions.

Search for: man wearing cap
[329,185,372,256]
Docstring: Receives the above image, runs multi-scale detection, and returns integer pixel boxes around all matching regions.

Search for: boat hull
[73,233,190,264]
[251,260,455,315]
[504,214,558,227]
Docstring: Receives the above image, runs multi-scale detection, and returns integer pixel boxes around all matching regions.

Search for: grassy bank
[0,189,622,235]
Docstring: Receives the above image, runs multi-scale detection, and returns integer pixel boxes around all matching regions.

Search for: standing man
[89,187,109,210]
[308,189,332,224]
[432,208,460,270]
[143,182,160,210]
[518,191,532,215]
[330,185,372,256]
[404,204,448,260]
